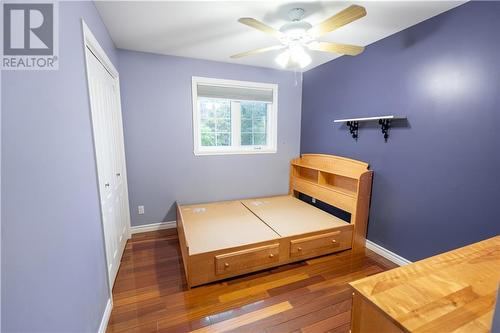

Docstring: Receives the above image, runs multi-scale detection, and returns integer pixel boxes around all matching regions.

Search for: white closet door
[86,47,129,287]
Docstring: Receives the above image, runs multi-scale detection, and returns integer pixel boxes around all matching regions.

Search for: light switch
[138,205,145,215]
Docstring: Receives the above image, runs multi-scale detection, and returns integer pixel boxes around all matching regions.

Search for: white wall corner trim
[98,298,112,333]
[366,240,412,266]
[130,221,177,234]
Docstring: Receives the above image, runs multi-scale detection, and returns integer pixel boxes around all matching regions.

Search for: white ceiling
[95,1,466,71]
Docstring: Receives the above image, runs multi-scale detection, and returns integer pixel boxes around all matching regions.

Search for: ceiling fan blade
[308,41,364,56]
[307,5,366,38]
[230,45,285,59]
[238,18,283,39]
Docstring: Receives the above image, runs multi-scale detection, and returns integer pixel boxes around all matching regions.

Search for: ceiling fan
[231,5,367,69]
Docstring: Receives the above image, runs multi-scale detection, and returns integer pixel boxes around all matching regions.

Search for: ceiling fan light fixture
[289,44,311,68]
[275,44,311,69]
[275,49,291,68]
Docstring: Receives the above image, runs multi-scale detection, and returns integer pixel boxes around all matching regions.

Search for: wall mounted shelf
[333,115,407,142]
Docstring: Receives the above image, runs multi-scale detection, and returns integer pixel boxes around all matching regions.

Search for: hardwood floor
[107,229,397,333]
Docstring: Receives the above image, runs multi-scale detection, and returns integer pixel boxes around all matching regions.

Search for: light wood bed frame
[177,154,373,288]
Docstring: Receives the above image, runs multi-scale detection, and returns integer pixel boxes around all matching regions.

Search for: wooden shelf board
[292,161,360,180]
[320,182,357,198]
[333,115,406,123]
[294,176,357,198]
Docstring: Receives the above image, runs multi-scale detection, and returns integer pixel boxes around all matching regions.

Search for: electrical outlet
[312,198,316,204]
[138,205,145,215]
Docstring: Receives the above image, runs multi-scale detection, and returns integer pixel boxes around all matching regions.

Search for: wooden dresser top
[350,236,500,332]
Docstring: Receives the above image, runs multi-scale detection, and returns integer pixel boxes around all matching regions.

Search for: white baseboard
[98,298,112,333]
[130,221,177,234]
[366,240,412,266]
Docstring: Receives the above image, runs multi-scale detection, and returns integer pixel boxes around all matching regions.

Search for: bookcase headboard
[289,154,373,252]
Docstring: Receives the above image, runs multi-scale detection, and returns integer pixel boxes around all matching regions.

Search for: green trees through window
[241,101,267,146]
[199,98,231,147]
[199,98,268,148]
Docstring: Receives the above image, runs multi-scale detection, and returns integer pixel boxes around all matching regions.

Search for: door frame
[81,19,132,296]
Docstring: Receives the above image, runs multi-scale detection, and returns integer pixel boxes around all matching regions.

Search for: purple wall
[1,2,117,331]
[1,2,499,331]
[118,50,302,226]
[301,1,500,261]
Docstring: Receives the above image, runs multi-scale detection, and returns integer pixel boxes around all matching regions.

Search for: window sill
[193,149,277,156]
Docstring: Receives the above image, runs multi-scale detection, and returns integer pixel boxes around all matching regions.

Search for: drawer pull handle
[331,239,337,244]
[224,262,229,268]
[298,247,302,251]
[269,253,274,258]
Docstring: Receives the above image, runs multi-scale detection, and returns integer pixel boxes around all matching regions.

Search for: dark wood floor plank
[267,275,325,297]
[107,230,396,332]
[222,286,352,333]
[325,322,351,333]
[301,310,351,333]
[264,299,351,333]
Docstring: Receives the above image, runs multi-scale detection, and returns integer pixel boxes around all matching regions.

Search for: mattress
[241,195,348,237]
[179,200,280,255]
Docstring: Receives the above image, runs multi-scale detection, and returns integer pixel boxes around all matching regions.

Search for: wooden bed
[177,154,373,288]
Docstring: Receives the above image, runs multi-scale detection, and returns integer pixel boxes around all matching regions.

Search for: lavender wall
[118,50,302,226]
[1,2,117,331]
[301,1,500,261]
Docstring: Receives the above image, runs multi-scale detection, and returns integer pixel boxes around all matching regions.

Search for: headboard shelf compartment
[290,154,373,252]
[318,172,358,197]
[292,160,363,180]
[292,164,319,183]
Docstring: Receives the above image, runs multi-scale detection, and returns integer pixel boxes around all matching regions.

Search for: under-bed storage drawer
[290,229,352,258]
[215,243,280,275]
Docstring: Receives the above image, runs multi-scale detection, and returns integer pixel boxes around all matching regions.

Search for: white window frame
[192,76,278,156]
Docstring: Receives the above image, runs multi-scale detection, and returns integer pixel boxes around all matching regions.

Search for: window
[192,77,278,155]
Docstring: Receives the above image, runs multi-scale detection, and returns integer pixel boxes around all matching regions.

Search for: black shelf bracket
[346,121,359,140]
[379,119,391,142]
